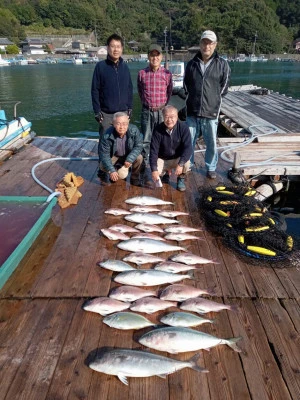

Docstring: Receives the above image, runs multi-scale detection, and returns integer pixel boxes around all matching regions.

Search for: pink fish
[129,206,160,213]
[104,208,131,216]
[170,252,218,265]
[109,286,157,302]
[154,261,198,273]
[131,233,166,241]
[123,252,165,265]
[164,226,203,233]
[159,284,213,301]
[135,224,164,233]
[180,297,237,314]
[164,233,203,241]
[130,297,177,314]
[158,211,189,218]
[101,229,130,241]
[109,224,140,233]
[82,297,130,316]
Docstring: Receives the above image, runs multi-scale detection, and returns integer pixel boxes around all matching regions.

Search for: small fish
[131,233,166,241]
[158,211,189,218]
[103,312,155,330]
[125,196,173,206]
[164,233,203,241]
[129,206,160,213]
[139,326,242,354]
[180,297,237,314]
[123,253,165,265]
[88,348,208,386]
[109,286,157,302]
[109,224,140,233]
[114,270,192,286]
[135,224,164,233]
[170,252,218,265]
[100,229,130,241]
[160,284,213,301]
[164,226,203,233]
[104,208,132,216]
[118,238,186,254]
[125,213,179,225]
[154,261,198,273]
[160,312,215,327]
[130,297,177,314]
[98,259,136,272]
[82,297,130,316]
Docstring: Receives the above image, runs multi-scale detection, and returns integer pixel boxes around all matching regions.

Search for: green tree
[6,44,20,54]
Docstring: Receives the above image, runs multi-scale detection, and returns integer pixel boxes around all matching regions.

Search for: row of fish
[86,196,242,385]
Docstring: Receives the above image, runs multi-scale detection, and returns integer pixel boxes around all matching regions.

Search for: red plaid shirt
[137,66,173,108]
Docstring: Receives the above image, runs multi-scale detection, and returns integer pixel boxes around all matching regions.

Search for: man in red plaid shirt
[137,44,173,186]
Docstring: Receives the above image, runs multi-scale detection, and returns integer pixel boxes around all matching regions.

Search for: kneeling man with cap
[149,105,192,192]
[99,112,143,185]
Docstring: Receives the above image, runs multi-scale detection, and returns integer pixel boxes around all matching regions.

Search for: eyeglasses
[201,41,216,47]
[115,122,129,127]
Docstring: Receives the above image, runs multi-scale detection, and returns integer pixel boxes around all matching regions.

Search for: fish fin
[187,353,209,373]
[157,374,167,379]
[226,337,243,352]
[118,374,129,385]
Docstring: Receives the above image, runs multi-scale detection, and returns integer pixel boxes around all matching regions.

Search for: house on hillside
[0,38,14,52]
[128,40,139,51]
[86,46,107,57]
[294,38,300,53]
[21,38,51,55]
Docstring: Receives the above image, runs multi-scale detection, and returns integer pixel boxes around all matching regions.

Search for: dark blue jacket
[91,57,133,114]
[184,52,230,119]
[99,124,143,172]
[149,120,192,172]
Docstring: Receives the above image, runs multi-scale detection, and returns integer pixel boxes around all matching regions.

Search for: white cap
[117,166,129,179]
[200,30,217,42]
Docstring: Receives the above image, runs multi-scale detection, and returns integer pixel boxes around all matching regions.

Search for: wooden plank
[4,299,77,400]
[227,298,293,400]
[255,298,300,399]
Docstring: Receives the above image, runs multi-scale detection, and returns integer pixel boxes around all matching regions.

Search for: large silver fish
[109,286,157,302]
[160,312,215,327]
[130,297,177,314]
[139,326,242,353]
[114,269,192,286]
[180,297,237,314]
[82,297,130,316]
[98,259,136,272]
[125,213,179,225]
[125,196,173,206]
[88,348,208,385]
[103,312,155,330]
[123,252,165,265]
[117,238,185,253]
[159,284,213,301]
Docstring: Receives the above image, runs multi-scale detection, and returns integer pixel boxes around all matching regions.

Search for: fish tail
[228,303,239,312]
[226,337,242,352]
[187,353,209,373]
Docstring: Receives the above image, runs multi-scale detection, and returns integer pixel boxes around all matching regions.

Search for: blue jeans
[141,107,164,165]
[186,116,218,171]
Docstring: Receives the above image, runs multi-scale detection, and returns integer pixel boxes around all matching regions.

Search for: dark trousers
[140,107,164,165]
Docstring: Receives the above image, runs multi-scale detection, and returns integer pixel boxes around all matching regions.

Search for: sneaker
[177,176,186,192]
[206,170,217,179]
[100,173,110,185]
[161,173,170,184]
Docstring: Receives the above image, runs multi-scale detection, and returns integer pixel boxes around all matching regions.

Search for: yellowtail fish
[125,196,173,205]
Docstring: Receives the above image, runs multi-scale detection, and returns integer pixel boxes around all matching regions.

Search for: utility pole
[252,31,257,55]
[164,26,168,67]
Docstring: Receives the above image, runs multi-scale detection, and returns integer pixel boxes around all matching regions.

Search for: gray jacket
[99,124,143,172]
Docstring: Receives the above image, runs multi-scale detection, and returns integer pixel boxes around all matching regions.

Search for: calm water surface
[0,61,299,138]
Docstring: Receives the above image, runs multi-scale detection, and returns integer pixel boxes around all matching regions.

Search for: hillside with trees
[0,0,299,54]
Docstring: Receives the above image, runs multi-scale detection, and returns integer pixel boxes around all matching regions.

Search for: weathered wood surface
[0,137,299,400]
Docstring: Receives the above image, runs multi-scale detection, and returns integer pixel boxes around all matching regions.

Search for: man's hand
[109,171,119,182]
[124,161,131,168]
[94,112,104,123]
[175,165,183,176]
[152,171,160,182]
[127,109,132,120]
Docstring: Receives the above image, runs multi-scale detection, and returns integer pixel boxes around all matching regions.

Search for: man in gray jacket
[99,112,143,186]
[184,30,230,179]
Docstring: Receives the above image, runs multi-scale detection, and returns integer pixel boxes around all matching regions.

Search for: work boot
[206,170,217,179]
[98,171,110,185]
[177,175,186,192]
[161,172,170,184]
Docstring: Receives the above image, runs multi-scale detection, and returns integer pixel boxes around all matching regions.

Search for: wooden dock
[0,137,299,400]
[219,88,300,177]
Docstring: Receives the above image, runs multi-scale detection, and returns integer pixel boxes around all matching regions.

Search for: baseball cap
[148,44,162,54]
[200,30,217,42]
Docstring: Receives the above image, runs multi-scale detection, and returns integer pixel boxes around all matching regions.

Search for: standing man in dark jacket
[99,112,143,186]
[149,105,192,192]
[184,30,230,179]
[91,33,133,163]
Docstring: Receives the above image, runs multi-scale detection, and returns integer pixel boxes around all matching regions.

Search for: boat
[245,54,258,62]
[0,54,10,67]
[0,102,33,150]
[257,54,268,62]
[165,61,185,88]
